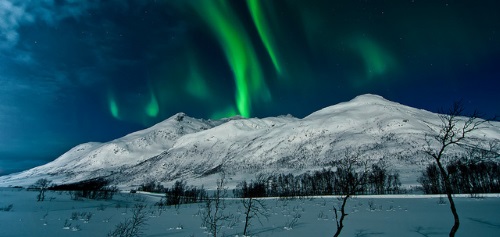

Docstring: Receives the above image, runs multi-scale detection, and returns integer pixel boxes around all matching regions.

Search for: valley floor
[1,188,500,236]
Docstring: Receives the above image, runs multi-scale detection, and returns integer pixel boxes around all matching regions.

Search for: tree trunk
[243,198,252,236]
[436,159,460,237]
[333,195,349,237]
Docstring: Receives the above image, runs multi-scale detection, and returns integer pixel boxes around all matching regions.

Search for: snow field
[1,188,500,236]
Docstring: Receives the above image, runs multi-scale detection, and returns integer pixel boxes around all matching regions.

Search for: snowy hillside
[1,94,499,188]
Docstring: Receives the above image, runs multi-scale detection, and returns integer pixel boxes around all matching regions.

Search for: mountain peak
[168,112,187,122]
[2,94,499,188]
[351,94,389,103]
[305,94,400,119]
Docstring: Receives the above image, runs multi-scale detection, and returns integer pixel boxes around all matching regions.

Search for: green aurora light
[349,37,398,86]
[96,0,497,126]
[187,0,271,118]
[145,91,159,117]
[108,92,120,119]
[210,106,238,120]
[185,57,211,100]
[247,0,282,75]
[4,0,500,177]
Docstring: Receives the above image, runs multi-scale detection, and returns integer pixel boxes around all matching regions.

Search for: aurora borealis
[1,0,499,175]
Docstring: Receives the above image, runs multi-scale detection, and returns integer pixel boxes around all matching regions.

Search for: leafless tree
[242,197,269,236]
[32,178,52,202]
[108,204,148,237]
[466,139,500,161]
[424,101,488,237]
[201,173,231,237]
[333,149,369,237]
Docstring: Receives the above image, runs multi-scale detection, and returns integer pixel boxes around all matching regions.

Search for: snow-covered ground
[1,188,500,236]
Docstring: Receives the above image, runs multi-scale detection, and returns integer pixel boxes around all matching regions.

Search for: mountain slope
[1,94,499,188]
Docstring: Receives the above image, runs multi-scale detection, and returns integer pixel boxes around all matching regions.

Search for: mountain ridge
[1,94,499,189]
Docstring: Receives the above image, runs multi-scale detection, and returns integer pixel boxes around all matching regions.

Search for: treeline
[139,180,207,206]
[234,165,402,198]
[49,177,117,200]
[418,159,500,194]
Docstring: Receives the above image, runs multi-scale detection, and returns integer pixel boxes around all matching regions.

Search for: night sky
[1,0,499,175]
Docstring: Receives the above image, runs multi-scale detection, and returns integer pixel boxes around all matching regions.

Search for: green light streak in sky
[108,92,120,119]
[210,106,238,120]
[186,58,211,100]
[189,0,270,117]
[145,90,159,117]
[351,37,397,80]
[186,71,210,99]
[247,0,282,75]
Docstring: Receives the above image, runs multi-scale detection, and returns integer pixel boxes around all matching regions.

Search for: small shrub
[84,212,93,222]
[317,210,327,220]
[368,199,376,211]
[0,204,13,212]
[70,212,79,220]
[62,219,71,229]
[284,212,301,230]
[97,204,106,211]
[108,204,148,237]
[176,223,184,230]
[437,196,447,205]
[71,224,81,232]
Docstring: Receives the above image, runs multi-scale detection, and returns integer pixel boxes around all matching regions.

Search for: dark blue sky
[1,0,499,175]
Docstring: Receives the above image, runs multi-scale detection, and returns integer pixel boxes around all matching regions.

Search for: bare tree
[333,149,369,237]
[108,204,148,237]
[32,178,52,202]
[242,197,269,236]
[424,101,487,237]
[201,173,232,237]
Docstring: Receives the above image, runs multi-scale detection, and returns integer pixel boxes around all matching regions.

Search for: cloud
[0,0,190,128]
[0,0,107,100]
[0,0,34,49]
[0,0,98,49]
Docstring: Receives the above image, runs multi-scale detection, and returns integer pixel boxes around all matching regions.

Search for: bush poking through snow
[62,219,71,229]
[84,212,93,222]
[71,225,81,231]
[284,212,301,230]
[0,204,13,212]
[317,210,328,220]
[70,212,79,220]
[368,199,377,211]
[108,204,148,237]
[437,196,447,205]
[97,204,106,211]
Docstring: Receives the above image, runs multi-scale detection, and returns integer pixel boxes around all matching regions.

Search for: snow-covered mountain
[1,94,499,188]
